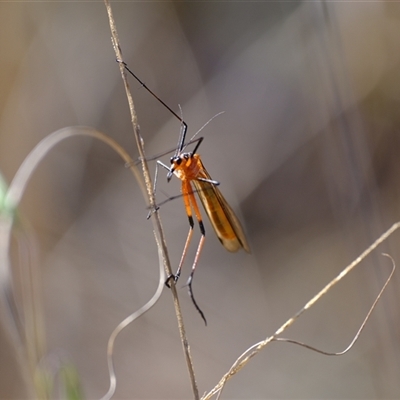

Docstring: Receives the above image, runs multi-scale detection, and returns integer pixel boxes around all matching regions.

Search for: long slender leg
[175,221,194,282]
[154,160,172,197]
[187,234,206,325]
[119,61,189,149]
[146,160,171,219]
[165,179,194,287]
[186,183,207,325]
[176,180,195,280]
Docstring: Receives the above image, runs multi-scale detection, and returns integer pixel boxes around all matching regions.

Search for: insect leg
[169,179,194,278]
[146,160,171,219]
[154,160,171,193]
[165,179,194,288]
[186,182,207,325]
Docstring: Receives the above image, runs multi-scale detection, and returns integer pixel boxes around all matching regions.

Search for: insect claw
[165,271,181,288]
[146,205,160,220]
[165,272,180,288]
[165,275,174,288]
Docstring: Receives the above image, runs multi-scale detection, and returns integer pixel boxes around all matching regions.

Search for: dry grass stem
[103,1,199,399]
[202,223,400,400]
[2,126,149,398]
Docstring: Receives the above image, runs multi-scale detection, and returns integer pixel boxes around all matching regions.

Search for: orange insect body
[171,152,250,253]
[168,149,250,323]
[121,61,250,324]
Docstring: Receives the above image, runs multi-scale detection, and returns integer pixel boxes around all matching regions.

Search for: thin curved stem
[203,224,400,400]
[0,126,155,398]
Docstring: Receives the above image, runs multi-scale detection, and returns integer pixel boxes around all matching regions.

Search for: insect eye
[170,156,181,165]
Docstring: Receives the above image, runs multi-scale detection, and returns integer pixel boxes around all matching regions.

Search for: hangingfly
[121,62,250,324]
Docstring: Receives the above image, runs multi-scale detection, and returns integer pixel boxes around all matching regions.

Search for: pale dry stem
[202,222,400,400]
[103,1,199,399]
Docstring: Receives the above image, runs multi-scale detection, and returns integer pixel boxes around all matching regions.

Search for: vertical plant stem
[103,2,199,399]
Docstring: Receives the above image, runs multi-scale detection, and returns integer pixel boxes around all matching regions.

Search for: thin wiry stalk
[100,240,166,400]
[1,126,151,398]
[202,223,400,400]
[274,253,395,355]
[103,2,200,399]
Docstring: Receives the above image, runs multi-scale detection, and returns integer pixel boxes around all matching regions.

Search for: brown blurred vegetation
[1,1,400,399]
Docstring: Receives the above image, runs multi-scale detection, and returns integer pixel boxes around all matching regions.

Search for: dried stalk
[103,1,199,399]
[202,222,400,399]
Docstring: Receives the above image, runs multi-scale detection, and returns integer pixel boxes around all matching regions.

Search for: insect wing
[192,161,250,253]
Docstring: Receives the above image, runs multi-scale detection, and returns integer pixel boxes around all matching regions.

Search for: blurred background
[1,1,400,399]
